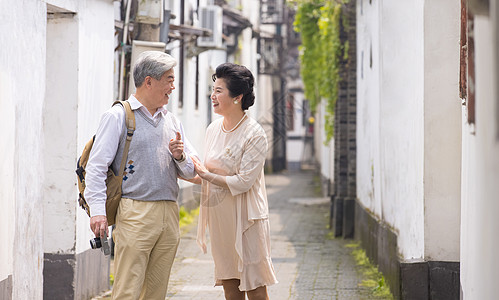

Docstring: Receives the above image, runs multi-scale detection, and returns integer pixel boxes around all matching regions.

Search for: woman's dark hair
[212,63,255,110]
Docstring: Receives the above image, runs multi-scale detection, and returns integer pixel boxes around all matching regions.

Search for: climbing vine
[292,0,348,142]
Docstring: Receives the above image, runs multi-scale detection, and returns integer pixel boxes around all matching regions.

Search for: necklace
[222,113,247,133]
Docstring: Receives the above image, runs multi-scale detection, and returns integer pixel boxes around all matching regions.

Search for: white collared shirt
[84,95,197,216]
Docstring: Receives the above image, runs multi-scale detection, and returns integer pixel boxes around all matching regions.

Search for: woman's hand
[190,155,229,188]
[191,155,208,177]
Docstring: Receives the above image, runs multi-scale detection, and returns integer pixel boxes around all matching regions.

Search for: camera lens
[90,237,102,249]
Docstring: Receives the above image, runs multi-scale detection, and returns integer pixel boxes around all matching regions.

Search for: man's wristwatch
[174,152,186,162]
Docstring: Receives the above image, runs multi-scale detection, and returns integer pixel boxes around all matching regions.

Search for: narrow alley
[164,170,382,299]
[91,169,388,300]
[4,1,499,299]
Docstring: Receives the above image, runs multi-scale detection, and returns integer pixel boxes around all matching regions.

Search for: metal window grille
[257,36,282,75]
[260,0,284,24]
[197,5,223,48]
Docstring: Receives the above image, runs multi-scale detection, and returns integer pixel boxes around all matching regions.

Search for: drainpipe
[118,0,132,101]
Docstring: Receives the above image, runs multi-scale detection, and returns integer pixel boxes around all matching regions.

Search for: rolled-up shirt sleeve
[226,134,268,196]
[84,107,124,217]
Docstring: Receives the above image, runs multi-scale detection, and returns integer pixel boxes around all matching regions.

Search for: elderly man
[85,51,197,299]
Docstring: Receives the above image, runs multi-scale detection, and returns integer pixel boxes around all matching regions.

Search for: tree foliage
[292,0,348,142]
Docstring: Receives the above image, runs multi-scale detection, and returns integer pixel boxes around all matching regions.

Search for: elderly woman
[191,63,278,300]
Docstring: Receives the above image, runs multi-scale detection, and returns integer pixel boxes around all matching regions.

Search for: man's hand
[169,131,184,160]
[90,215,108,238]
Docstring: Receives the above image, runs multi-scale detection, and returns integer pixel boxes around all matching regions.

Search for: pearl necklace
[222,113,247,133]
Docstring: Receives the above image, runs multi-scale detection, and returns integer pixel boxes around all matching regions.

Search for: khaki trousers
[111,198,180,300]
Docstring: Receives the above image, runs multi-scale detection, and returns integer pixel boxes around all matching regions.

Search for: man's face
[150,68,175,107]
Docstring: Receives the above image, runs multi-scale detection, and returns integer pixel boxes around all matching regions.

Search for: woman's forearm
[201,172,229,189]
[180,175,202,185]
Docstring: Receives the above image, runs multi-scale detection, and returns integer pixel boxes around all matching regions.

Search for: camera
[90,233,111,256]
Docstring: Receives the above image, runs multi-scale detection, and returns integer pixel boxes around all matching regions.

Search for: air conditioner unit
[197,5,223,48]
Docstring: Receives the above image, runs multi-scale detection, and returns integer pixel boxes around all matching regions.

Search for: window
[461,0,492,128]
[257,36,282,75]
[260,0,284,24]
[459,0,476,125]
[286,95,294,131]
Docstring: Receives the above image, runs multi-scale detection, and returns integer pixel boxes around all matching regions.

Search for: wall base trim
[44,249,109,300]
[75,248,110,300]
[0,275,12,300]
[43,253,75,299]
[355,201,460,300]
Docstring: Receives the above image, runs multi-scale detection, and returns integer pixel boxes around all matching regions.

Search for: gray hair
[133,51,177,87]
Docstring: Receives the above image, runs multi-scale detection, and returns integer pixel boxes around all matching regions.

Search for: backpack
[76,100,135,226]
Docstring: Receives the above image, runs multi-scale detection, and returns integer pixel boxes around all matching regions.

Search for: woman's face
[211,78,238,116]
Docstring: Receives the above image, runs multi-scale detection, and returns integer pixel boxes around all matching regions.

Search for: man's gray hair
[133,51,177,87]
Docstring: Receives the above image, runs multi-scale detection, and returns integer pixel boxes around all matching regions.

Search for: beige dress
[197,116,278,291]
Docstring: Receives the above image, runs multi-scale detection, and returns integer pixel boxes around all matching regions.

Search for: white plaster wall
[196,49,227,128]
[241,0,259,85]
[357,0,425,260]
[0,0,114,297]
[286,91,306,137]
[193,51,215,156]
[356,0,381,213]
[165,39,181,114]
[460,4,499,298]
[240,1,267,153]
[46,0,79,12]
[44,14,79,254]
[75,0,116,254]
[312,104,324,177]
[242,26,261,120]
[0,1,47,298]
[317,100,333,186]
[379,0,425,261]
[422,0,461,261]
[182,55,205,144]
[0,16,16,287]
[286,92,308,164]
[0,63,15,285]
[183,55,209,152]
[113,1,121,100]
[257,74,275,162]
[286,140,304,163]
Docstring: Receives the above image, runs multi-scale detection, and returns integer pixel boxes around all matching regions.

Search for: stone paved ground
[166,170,381,300]
[94,169,385,300]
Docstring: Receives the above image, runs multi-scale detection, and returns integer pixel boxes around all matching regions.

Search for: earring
[234,100,239,104]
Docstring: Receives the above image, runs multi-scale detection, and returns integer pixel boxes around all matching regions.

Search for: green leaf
[293,0,348,142]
